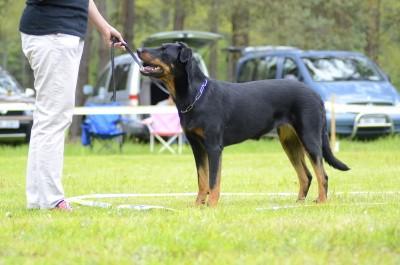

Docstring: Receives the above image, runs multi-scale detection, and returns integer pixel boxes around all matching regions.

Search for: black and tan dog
[137,43,349,207]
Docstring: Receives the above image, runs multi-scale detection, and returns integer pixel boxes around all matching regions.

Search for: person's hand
[101,25,126,49]
[88,0,126,49]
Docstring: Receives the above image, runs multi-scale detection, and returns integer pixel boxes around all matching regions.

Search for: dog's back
[213,79,324,146]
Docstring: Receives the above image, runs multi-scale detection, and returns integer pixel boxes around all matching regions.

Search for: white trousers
[21,33,84,209]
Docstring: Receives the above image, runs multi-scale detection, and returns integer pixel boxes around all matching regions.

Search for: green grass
[0,137,399,264]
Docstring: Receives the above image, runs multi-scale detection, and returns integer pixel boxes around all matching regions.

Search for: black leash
[110,37,143,101]
[110,37,169,102]
[110,39,117,101]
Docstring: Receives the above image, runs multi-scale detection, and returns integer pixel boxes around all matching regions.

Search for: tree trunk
[97,0,109,70]
[69,25,93,140]
[173,0,186,30]
[228,1,250,81]
[121,0,135,46]
[1,42,7,70]
[208,0,219,79]
[365,0,381,62]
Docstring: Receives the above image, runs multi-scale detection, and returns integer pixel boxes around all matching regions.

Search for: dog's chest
[179,114,200,130]
[179,114,207,137]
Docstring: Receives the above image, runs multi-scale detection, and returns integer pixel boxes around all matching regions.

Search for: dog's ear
[176,42,194,93]
[178,42,192,63]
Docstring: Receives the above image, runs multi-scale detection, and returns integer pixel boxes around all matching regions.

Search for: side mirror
[381,71,392,82]
[83,84,94,96]
[25,88,35,97]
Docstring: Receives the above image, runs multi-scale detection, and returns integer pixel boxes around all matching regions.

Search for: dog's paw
[194,198,207,206]
[313,197,327,203]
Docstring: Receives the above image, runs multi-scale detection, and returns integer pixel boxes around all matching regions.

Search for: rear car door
[237,56,279,82]
[278,56,304,82]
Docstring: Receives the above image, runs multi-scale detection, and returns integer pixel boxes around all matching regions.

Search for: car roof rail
[222,45,300,55]
[243,46,300,54]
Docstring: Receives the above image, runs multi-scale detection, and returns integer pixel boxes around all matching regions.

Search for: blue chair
[81,104,125,152]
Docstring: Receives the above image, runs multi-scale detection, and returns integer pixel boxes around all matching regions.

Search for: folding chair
[142,112,183,154]
[81,104,125,153]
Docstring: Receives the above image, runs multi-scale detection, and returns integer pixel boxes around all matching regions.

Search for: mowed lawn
[0,136,399,264]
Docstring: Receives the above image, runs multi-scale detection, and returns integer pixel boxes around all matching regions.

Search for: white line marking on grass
[68,192,296,201]
[68,193,197,201]
[69,198,113,208]
[67,191,399,211]
[332,191,400,195]
[116,204,177,212]
[70,198,177,212]
[68,190,400,202]
[256,202,396,211]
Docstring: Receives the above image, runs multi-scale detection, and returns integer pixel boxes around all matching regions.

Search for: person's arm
[88,0,125,47]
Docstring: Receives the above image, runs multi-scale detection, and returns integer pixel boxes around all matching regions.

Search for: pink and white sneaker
[54,200,73,212]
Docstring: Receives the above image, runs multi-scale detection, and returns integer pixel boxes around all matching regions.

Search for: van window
[238,59,257,82]
[108,63,131,92]
[256,56,278,80]
[282,58,301,81]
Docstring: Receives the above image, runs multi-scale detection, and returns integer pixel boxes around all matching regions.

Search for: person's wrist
[100,24,110,36]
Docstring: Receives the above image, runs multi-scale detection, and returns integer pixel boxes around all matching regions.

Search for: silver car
[0,68,34,142]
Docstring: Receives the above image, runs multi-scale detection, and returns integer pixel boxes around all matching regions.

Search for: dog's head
[137,42,193,97]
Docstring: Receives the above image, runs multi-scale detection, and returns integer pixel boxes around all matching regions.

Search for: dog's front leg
[194,149,209,206]
[206,144,223,207]
[187,134,209,206]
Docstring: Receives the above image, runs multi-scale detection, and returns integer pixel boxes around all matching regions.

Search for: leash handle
[123,43,143,67]
[110,37,143,102]
[110,38,117,102]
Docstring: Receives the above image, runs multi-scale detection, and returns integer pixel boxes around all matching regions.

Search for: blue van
[236,47,400,137]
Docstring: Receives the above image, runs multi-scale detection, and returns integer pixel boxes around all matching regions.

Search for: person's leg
[21,33,84,209]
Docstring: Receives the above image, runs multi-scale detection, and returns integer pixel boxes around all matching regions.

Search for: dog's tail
[322,119,350,171]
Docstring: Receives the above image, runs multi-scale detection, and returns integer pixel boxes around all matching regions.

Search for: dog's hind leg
[299,132,328,203]
[278,125,313,201]
[187,134,209,206]
[308,155,328,203]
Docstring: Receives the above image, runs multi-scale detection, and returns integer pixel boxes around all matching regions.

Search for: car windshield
[0,72,23,95]
[302,56,383,82]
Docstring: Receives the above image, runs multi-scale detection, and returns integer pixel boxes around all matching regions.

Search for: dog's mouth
[140,62,163,76]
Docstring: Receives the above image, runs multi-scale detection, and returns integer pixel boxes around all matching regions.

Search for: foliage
[1,0,400,89]
[0,1,25,83]
[0,137,400,264]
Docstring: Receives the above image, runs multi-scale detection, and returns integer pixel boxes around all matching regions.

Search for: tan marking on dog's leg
[192,127,205,139]
[207,157,222,208]
[309,157,328,203]
[278,125,312,202]
[195,154,209,206]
